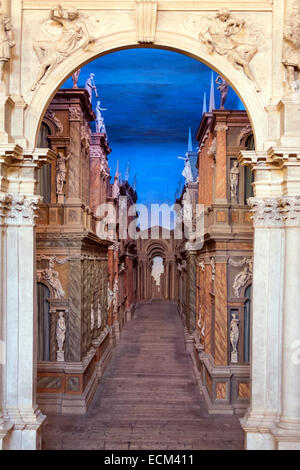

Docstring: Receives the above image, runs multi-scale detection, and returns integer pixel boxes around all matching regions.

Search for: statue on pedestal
[95,100,107,133]
[230,161,239,203]
[72,68,81,88]
[178,155,193,184]
[215,75,229,109]
[85,72,98,102]
[230,313,239,363]
[56,311,66,362]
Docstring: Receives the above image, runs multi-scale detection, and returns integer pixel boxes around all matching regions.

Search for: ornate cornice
[6,195,41,225]
[248,197,282,227]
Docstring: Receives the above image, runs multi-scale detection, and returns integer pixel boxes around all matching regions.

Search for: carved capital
[0,193,12,218]
[248,197,282,227]
[69,107,82,122]
[280,196,300,226]
[215,124,228,132]
[135,0,158,43]
[7,195,41,225]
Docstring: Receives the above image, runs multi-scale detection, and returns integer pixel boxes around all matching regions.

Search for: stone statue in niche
[230,313,239,363]
[113,279,118,314]
[229,257,253,298]
[210,257,216,281]
[31,5,95,91]
[198,8,261,92]
[0,1,15,82]
[56,311,66,362]
[95,101,107,133]
[282,1,300,93]
[90,303,94,331]
[72,68,81,88]
[56,150,70,195]
[97,301,102,329]
[197,305,205,344]
[107,284,114,309]
[85,73,98,102]
[230,161,239,204]
[215,75,229,109]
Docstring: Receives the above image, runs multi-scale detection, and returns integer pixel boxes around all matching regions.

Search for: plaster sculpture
[31,5,95,91]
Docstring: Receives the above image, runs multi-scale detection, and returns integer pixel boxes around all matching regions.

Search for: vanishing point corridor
[42,302,244,450]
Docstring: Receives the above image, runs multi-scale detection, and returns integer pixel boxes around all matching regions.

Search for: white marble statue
[85,73,98,102]
[230,313,239,363]
[0,1,15,82]
[95,101,107,133]
[230,161,239,203]
[178,155,193,184]
[56,311,66,362]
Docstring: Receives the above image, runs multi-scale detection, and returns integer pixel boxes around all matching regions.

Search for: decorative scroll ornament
[37,255,68,299]
[282,1,300,93]
[237,125,252,146]
[230,313,239,363]
[0,3,15,82]
[229,257,253,298]
[280,196,300,226]
[184,9,263,92]
[248,197,282,227]
[31,5,95,91]
[45,110,63,135]
[56,311,66,362]
[135,0,158,43]
[7,195,41,225]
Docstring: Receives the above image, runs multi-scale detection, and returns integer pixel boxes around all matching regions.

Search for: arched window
[244,134,255,204]
[243,284,252,363]
[37,283,51,361]
[37,123,52,204]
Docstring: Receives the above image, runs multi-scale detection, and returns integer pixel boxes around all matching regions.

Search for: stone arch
[25,30,266,151]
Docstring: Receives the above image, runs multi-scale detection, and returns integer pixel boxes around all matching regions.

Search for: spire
[202,92,207,114]
[187,127,193,152]
[209,72,215,113]
[124,162,130,182]
[132,174,137,191]
[114,160,119,179]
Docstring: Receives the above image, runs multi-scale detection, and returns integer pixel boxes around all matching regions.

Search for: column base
[6,405,46,450]
[0,419,13,450]
[240,410,277,450]
[272,420,300,450]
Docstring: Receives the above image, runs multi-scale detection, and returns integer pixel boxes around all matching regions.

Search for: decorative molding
[7,195,41,225]
[248,197,282,227]
[135,0,157,43]
[229,257,253,298]
[280,196,300,226]
[0,193,12,218]
[184,8,263,92]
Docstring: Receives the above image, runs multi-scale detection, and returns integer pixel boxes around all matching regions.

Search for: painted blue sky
[62,48,244,210]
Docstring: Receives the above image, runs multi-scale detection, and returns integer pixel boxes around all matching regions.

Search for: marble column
[276,196,300,449]
[238,151,284,450]
[215,123,228,204]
